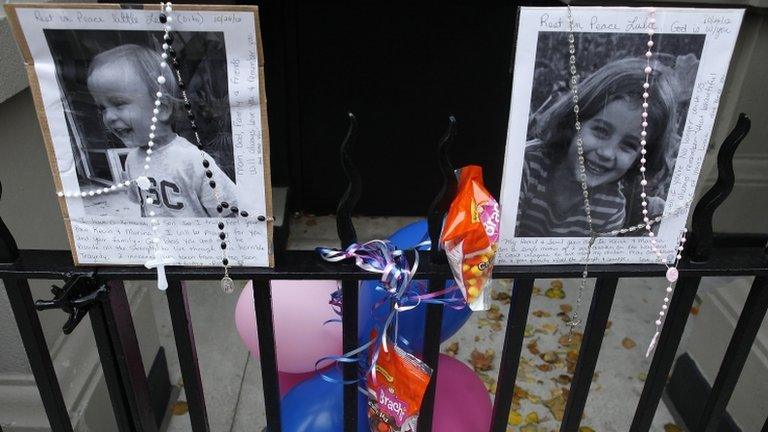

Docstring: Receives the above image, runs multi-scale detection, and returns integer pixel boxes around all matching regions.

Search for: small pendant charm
[221,276,234,294]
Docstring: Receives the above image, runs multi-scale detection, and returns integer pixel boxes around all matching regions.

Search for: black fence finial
[0,180,20,263]
[427,115,457,263]
[336,112,361,249]
[689,113,751,262]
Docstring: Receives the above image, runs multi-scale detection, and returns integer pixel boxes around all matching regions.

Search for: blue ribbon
[315,239,463,388]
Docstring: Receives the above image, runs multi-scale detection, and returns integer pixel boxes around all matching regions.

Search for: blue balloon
[358,220,471,353]
[281,368,369,432]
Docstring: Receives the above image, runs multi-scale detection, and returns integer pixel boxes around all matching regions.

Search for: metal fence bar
[95,281,159,432]
[490,278,535,432]
[89,291,137,432]
[697,276,768,432]
[251,279,282,432]
[560,277,618,432]
[630,276,702,432]
[166,280,210,432]
[3,278,73,432]
[417,278,445,432]
[341,279,359,432]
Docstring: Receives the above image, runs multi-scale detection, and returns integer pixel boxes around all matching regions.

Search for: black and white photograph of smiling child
[44,29,237,218]
[514,32,705,237]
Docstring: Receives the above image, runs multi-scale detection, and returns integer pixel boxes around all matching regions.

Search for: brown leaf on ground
[537,323,558,335]
[545,287,566,299]
[508,410,523,426]
[478,372,497,394]
[606,320,613,329]
[622,337,637,349]
[664,424,684,432]
[524,324,535,338]
[566,350,579,364]
[527,340,541,356]
[554,374,572,385]
[444,341,459,356]
[537,363,553,372]
[558,312,572,322]
[513,386,530,401]
[474,335,481,342]
[560,304,573,313]
[469,349,495,372]
[540,351,560,364]
[592,372,599,382]
[519,425,544,432]
[172,401,189,415]
[486,304,504,321]
[532,286,542,296]
[525,411,540,425]
[550,280,564,290]
[532,310,552,318]
[492,290,511,304]
[690,306,700,316]
[544,392,566,421]
[579,427,596,432]
[559,332,583,348]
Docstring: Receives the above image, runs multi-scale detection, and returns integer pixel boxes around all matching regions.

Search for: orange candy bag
[440,165,500,311]
[365,342,432,432]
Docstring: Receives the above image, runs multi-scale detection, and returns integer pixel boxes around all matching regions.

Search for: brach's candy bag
[366,342,432,432]
[440,165,500,311]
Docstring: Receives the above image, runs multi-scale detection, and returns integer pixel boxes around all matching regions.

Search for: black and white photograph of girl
[44,29,236,218]
[515,32,704,237]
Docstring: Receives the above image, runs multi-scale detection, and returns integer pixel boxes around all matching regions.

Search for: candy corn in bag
[366,341,432,432]
[440,165,500,311]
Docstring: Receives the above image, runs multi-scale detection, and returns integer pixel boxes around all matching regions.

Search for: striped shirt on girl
[515,140,626,237]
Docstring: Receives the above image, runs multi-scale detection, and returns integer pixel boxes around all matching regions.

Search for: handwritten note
[497,6,744,265]
[14,5,271,266]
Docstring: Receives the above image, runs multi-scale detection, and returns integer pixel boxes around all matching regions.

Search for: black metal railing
[1,113,767,432]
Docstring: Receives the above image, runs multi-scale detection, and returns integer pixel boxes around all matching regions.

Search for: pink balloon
[234,280,343,374]
[434,354,492,432]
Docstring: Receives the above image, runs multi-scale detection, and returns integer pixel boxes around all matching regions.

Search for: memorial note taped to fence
[5,3,273,266]
[497,7,743,265]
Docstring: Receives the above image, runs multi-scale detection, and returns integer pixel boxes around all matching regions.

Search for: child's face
[567,99,643,188]
[87,60,155,148]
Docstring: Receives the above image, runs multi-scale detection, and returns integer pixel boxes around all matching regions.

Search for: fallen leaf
[514,386,530,401]
[474,335,481,342]
[538,323,558,335]
[492,291,511,304]
[524,324,535,338]
[638,372,647,382]
[550,280,564,290]
[509,410,523,426]
[664,424,684,432]
[545,287,566,299]
[532,286,542,296]
[579,427,596,432]
[525,411,540,425]
[566,350,579,363]
[606,320,613,329]
[537,363,553,372]
[559,332,583,348]
[469,349,495,372]
[444,341,459,356]
[172,401,189,415]
[558,312,572,322]
[622,337,637,349]
[690,306,700,316]
[540,351,560,364]
[486,304,504,321]
[305,218,317,226]
[554,374,572,385]
[544,392,566,421]
[519,425,542,432]
[532,310,551,318]
[592,372,599,382]
[527,340,541,356]
[560,304,573,313]
[528,393,541,404]
[478,372,497,394]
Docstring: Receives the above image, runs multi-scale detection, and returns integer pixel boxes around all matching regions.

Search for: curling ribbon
[315,239,463,388]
